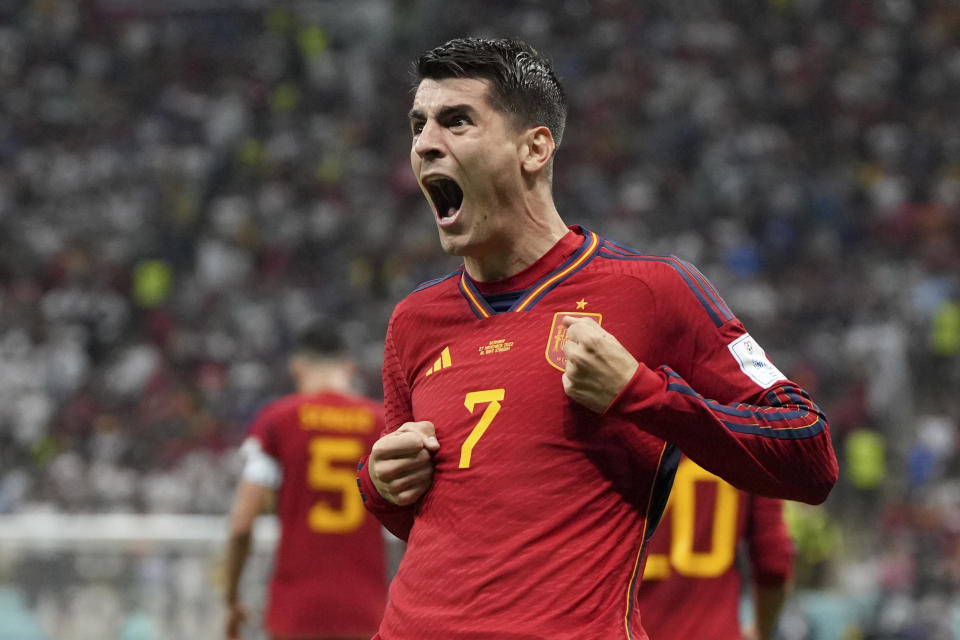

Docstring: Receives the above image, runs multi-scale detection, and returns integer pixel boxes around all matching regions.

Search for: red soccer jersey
[358,226,836,639]
[635,456,794,639]
[247,390,387,638]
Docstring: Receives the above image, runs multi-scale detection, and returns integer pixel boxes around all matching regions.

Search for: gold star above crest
[576,299,587,309]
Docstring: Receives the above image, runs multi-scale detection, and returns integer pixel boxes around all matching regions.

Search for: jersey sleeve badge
[727,333,786,388]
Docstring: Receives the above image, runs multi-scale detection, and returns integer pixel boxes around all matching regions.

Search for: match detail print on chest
[417,299,607,383]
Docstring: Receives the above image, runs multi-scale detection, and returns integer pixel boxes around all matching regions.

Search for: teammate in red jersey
[636,456,794,640]
[357,37,837,639]
[224,321,388,640]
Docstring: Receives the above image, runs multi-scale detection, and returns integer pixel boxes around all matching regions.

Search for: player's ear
[520,125,555,175]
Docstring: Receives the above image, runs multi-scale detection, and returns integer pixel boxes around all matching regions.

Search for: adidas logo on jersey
[425,346,452,377]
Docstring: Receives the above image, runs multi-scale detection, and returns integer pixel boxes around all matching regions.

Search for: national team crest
[545,311,603,371]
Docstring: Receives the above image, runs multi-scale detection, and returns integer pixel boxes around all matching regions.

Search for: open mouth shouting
[423,175,464,226]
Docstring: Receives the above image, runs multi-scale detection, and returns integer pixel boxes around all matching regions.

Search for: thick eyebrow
[407,104,476,123]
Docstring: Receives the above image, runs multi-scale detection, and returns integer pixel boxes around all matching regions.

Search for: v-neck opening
[458,227,601,318]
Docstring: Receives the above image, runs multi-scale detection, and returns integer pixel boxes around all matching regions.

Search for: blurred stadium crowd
[1,0,959,637]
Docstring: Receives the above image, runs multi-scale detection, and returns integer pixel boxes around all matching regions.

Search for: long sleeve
[747,494,793,639]
[746,494,794,586]
[357,312,418,540]
[600,255,838,504]
[356,456,415,540]
[606,363,837,504]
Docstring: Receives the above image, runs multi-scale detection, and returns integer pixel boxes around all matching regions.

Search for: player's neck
[463,199,568,283]
[298,367,353,395]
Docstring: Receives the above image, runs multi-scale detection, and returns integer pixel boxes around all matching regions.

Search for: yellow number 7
[459,389,505,469]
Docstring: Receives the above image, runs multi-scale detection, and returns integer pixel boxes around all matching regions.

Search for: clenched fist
[561,315,639,413]
[369,421,440,506]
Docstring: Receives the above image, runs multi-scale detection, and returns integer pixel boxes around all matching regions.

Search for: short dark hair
[413,37,567,147]
[294,319,344,359]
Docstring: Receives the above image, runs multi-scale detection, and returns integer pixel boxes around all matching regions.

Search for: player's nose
[413,119,445,160]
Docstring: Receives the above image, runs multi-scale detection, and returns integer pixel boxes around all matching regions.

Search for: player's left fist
[560,315,639,413]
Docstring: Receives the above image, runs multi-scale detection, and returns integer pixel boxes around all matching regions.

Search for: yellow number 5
[459,389,505,469]
[307,436,365,533]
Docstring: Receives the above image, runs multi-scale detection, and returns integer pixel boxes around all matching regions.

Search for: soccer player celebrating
[224,321,388,640]
[636,455,794,640]
[357,37,837,639]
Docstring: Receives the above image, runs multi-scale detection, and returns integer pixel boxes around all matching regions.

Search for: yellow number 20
[307,436,365,534]
[643,458,740,580]
[459,389,505,469]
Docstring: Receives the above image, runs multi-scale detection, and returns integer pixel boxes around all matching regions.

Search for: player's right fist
[369,421,439,506]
